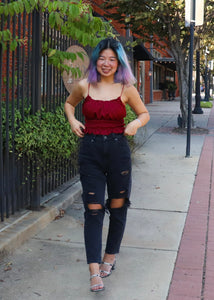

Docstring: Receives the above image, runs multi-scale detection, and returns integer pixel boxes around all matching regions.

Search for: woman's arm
[64,79,87,137]
[123,85,150,136]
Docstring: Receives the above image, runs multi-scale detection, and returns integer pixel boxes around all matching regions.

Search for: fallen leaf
[55,208,65,220]
[4,262,12,272]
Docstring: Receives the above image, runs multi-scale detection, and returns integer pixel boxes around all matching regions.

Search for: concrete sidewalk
[0,99,212,300]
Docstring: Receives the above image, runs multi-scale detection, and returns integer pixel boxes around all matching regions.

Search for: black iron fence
[0,8,87,221]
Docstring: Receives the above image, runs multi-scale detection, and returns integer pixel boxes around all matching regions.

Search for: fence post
[0,41,4,221]
[32,8,42,113]
[30,8,42,210]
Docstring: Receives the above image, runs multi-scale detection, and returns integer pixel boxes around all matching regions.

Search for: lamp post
[185,0,204,157]
[204,47,209,102]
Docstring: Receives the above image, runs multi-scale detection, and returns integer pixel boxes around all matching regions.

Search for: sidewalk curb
[0,181,82,260]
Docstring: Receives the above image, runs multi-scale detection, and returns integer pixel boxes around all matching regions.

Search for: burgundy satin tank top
[82,85,126,135]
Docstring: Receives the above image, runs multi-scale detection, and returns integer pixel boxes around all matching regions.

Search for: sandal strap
[91,283,103,289]
[100,270,110,275]
[101,261,113,267]
[90,273,101,280]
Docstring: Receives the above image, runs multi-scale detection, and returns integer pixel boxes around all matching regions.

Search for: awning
[134,44,153,61]
[154,57,176,71]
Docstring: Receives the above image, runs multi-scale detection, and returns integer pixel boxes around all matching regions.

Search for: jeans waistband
[83,133,124,141]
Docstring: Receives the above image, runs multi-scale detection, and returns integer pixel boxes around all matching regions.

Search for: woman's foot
[89,263,104,292]
[90,274,105,292]
[100,254,116,278]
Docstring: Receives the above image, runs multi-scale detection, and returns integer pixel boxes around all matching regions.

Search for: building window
[166,69,174,82]
[153,50,162,59]
[153,64,162,90]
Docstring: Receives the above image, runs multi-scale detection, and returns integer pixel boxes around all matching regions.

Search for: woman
[64,38,150,292]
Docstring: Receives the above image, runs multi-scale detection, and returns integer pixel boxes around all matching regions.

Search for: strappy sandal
[90,274,105,292]
[100,260,116,278]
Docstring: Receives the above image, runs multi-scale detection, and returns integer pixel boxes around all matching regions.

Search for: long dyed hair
[87,38,136,85]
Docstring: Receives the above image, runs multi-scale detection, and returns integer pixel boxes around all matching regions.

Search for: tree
[104,0,214,127]
[0,0,113,75]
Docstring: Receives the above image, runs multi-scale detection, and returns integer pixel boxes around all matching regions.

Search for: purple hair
[87,38,136,85]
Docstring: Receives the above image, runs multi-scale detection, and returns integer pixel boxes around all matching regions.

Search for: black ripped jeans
[78,133,132,264]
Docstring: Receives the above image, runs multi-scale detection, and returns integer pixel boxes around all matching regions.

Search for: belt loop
[90,134,95,142]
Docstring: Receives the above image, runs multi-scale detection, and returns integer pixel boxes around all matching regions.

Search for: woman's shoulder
[78,78,88,89]
[74,78,88,97]
[123,84,138,95]
[122,84,140,104]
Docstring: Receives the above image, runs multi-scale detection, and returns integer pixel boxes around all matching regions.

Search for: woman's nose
[103,59,110,65]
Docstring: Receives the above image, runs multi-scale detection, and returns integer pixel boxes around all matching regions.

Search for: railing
[0,8,87,221]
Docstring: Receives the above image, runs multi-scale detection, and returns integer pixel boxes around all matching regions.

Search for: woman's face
[96,48,119,79]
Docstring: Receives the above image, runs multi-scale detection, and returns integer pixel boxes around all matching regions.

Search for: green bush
[124,105,137,149]
[15,105,79,164]
[200,101,213,108]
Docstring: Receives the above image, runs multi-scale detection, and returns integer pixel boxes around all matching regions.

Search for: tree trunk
[177,64,189,128]
[172,48,189,128]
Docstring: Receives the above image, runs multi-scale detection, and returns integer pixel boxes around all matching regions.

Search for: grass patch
[200,101,213,108]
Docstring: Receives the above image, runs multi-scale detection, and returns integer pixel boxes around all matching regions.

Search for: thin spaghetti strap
[120,84,124,97]
[88,83,90,96]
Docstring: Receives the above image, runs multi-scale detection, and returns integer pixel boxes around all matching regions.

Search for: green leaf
[42,0,49,8]
[48,49,57,57]
[77,51,84,61]
[61,2,68,14]
[55,12,63,28]
[2,29,11,42]
[8,3,15,16]
[52,1,58,11]
[4,5,9,16]
[10,39,18,51]
[48,1,53,11]
[23,0,32,13]
[49,11,56,27]
[17,0,24,13]
[69,3,80,18]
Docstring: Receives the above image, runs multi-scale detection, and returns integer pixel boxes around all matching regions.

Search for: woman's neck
[100,75,115,84]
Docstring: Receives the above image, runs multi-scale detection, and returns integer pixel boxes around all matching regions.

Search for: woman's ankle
[89,262,100,275]
[102,253,115,263]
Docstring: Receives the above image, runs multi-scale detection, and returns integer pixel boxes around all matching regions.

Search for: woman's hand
[69,119,85,138]
[124,119,141,136]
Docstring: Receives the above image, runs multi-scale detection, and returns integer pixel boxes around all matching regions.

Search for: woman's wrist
[135,118,142,127]
[68,116,76,124]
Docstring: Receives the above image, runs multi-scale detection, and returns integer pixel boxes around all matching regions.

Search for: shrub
[15,105,79,164]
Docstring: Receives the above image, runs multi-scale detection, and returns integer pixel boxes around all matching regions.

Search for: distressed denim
[78,133,131,264]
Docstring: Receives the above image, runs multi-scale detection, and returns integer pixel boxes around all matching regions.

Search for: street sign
[185,0,204,27]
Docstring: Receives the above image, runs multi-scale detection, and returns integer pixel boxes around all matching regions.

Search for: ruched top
[82,93,126,135]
